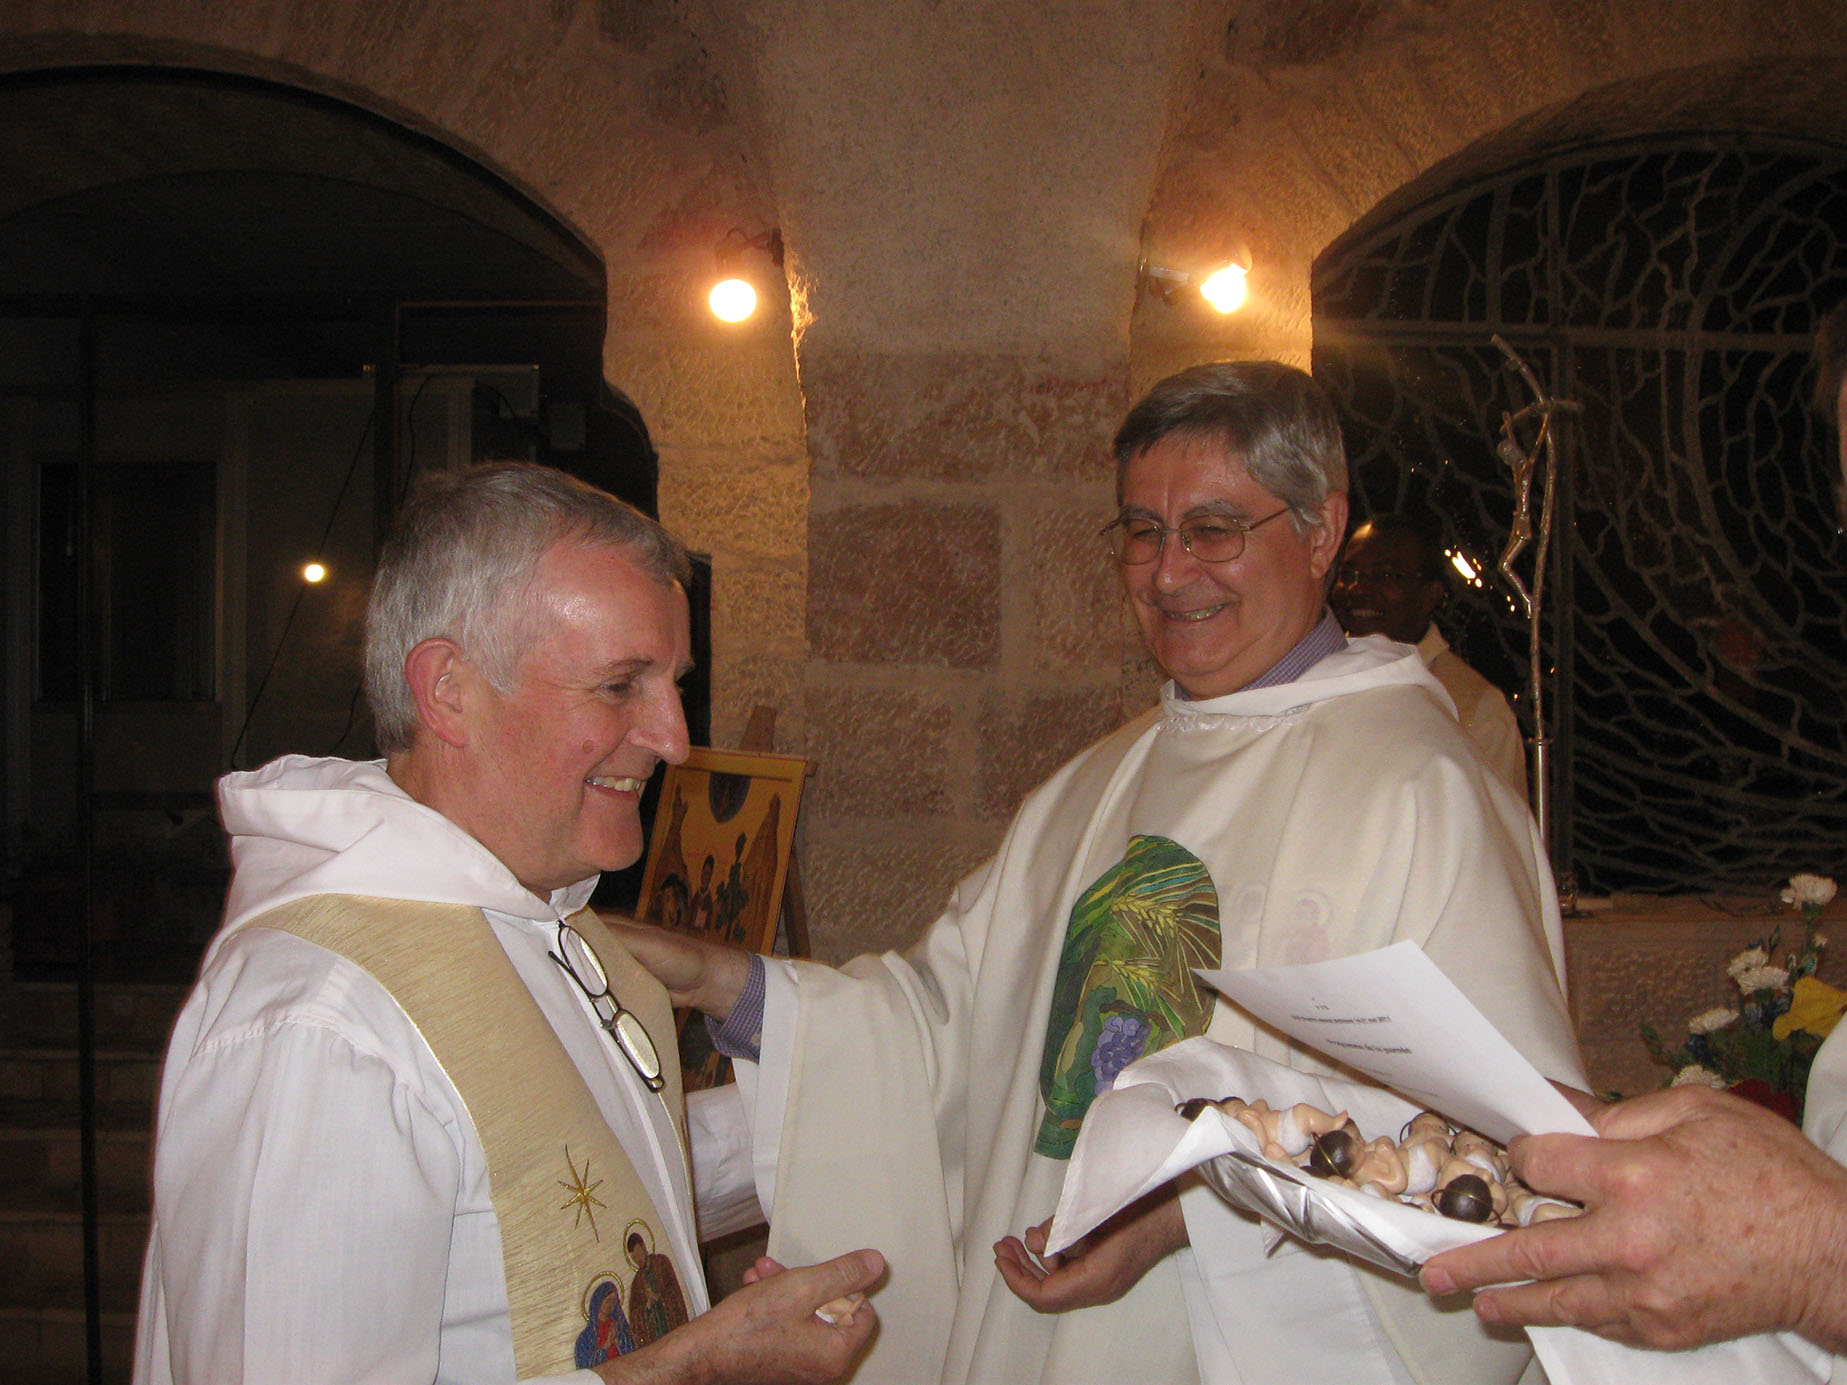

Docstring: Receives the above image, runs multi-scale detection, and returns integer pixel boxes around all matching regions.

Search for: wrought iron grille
[1313,135,1847,895]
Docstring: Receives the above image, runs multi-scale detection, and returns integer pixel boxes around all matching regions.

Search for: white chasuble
[252,896,692,1377]
[754,642,1584,1385]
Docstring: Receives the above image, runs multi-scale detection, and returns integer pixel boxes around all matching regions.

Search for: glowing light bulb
[302,562,327,584]
[1448,550,1479,584]
[1198,263,1248,313]
[709,278,757,322]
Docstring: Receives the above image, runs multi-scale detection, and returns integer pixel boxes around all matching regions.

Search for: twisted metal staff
[1489,334,1581,859]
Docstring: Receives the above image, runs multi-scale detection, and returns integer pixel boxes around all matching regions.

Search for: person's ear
[403,638,471,748]
[1306,491,1350,579]
[1416,576,1447,626]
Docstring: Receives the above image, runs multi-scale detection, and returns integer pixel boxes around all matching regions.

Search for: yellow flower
[1772,976,1847,1041]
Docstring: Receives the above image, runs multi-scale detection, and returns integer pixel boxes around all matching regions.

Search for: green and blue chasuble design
[1034,834,1222,1159]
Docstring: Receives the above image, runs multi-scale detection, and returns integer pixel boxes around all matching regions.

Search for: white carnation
[1727,947,1769,980]
[1734,964,1790,994]
[1670,1064,1728,1089]
[1781,874,1838,908]
[1686,1007,1739,1035]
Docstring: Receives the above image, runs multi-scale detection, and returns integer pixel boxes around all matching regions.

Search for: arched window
[1314,134,1847,894]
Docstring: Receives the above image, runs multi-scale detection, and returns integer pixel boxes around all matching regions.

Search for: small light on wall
[708,227,784,323]
[302,561,327,584]
[1137,235,1253,315]
[1448,549,1483,587]
[1198,262,1249,314]
[709,278,758,323]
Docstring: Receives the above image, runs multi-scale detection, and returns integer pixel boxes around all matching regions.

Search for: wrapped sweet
[1176,1097,1580,1231]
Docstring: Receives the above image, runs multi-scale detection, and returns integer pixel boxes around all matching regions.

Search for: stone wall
[4,0,1847,969]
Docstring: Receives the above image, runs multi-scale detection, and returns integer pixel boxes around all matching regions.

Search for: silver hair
[1112,360,1347,529]
[364,462,690,753]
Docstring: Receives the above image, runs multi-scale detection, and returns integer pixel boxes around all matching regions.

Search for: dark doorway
[0,68,700,983]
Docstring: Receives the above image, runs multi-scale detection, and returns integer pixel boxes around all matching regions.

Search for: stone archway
[0,6,806,749]
[1133,8,1847,379]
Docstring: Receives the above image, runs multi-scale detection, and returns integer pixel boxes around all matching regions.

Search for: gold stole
[249,895,692,1377]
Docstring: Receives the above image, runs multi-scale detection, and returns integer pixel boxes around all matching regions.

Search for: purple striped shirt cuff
[708,951,767,1062]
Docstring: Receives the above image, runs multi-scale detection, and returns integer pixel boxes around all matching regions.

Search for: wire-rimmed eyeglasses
[550,920,665,1093]
[1100,504,1293,565]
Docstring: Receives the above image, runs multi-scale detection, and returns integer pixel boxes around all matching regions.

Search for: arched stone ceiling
[0,8,773,337]
[1134,1,1847,376]
[1335,55,1847,261]
[0,68,602,301]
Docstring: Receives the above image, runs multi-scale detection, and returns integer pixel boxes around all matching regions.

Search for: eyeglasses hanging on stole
[549,920,666,1093]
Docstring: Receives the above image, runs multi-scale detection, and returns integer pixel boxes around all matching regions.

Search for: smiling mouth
[1161,603,1227,623]
[586,775,647,793]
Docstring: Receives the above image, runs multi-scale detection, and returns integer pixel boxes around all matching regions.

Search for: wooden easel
[737,704,810,959]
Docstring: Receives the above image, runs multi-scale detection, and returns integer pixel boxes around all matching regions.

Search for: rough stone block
[975,685,1127,818]
[661,454,807,563]
[616,342,806,453]
[799,828,1001,965]
[807,502,999,667]
[705,651,803,752]
[801,683,958,822]
[1013,487,1123,671]
[800,351,1125,482]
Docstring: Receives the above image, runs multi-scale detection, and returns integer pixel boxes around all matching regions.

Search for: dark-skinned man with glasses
[134,463,882,1385]
[619,361,1583,1385]
[1331,512,1528,798]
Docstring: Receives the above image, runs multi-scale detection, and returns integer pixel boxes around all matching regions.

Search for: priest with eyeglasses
[621,361,1585,1385]
[133,462,882,1385]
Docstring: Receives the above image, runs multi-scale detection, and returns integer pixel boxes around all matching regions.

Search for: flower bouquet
[1641,873,1847,1123]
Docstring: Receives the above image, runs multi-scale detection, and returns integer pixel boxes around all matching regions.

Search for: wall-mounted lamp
[1138,238,1252,315]
[709,226,785,323]
[1447,548,1483,588]
[302,561,327,584]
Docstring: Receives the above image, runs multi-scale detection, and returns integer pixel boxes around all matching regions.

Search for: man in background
[1331,511,1528,799]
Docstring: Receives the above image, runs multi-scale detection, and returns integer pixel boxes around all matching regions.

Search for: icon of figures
[624,1223,689,1346]
[712,833,751,944]
[685,855,716,933]
[575,1276,637,1367]
[645,873,689,930]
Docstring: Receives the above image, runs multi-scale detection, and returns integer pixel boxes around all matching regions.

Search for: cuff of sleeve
[707,952,766,1062]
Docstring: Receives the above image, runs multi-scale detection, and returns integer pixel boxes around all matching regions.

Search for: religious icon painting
[1034,833,1222,1159]
[571,1220,690,1367]
[625,1220,690,1345]
[635,746,808,1090]
[575,1275,637,1367]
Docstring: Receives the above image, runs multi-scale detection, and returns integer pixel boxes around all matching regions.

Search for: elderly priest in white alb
[622,362,1585,1385]
[133,463,881,1385]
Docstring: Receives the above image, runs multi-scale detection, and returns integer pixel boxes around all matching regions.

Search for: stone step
[0,1049,164,1110]
[0,1211,147,1309]
[0,1121,153,1208]
[3,984,190,1053]
[0,1306,135,1385]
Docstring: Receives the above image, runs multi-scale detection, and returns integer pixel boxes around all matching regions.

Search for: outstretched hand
[600,911,751,1021]
[1418,1085,1847,1353]
[599,1248,884,1385]
[993,1185,1187,1313]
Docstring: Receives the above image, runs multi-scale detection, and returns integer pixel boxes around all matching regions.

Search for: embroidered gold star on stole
[250,897,692,1376]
